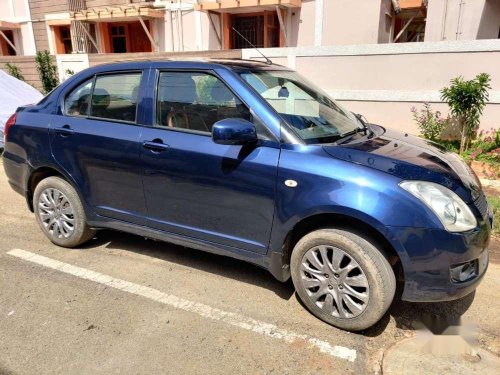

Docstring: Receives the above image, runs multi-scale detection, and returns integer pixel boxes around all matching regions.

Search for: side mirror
[212,118,258,146]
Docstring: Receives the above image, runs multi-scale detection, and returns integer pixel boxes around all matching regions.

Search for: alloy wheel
[38,188,75,239]
[300,245,370,318]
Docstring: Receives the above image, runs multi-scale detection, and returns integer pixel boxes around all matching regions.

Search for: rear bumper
[389,218,491,302]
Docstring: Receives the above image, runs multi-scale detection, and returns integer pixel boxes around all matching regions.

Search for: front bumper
[388,214,491,302]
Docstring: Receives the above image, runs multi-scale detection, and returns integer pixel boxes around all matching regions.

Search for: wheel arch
[280,212,407,284]
[26,165,80,212]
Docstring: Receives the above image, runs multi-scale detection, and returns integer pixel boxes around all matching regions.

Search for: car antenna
[231,27,272,65]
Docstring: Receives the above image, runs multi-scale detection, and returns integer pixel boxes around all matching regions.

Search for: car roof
[85,58,292,75]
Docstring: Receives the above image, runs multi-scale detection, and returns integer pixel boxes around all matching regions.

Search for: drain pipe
[441,0,449,40]
[456,0,465,40]
[178,0,184,51]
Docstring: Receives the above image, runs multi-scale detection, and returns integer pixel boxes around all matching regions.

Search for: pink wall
[426,0,500,42]
[295,52,500,91]
[289,0,316,47]
[322,0,384,45]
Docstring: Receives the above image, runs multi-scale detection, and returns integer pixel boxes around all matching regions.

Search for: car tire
[34,176,96,247]
[291,228,396,331]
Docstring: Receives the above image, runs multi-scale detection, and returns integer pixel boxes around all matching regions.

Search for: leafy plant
[440,73,491,154]
[35,50,59,94]
[411,103,447,141]
[65,69,75,76]
[5,63,25,81]
[464,127,500,162]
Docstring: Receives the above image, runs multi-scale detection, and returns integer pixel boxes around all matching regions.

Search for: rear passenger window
[64,79,93,117]
[156,71,252,133]
[90,73,141,123]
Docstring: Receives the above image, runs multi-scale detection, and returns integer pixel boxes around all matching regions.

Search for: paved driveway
[0,161,499,374]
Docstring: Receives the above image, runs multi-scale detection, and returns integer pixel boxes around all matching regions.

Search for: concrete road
[0,162,499,374]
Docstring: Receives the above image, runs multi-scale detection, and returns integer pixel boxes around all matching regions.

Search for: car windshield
[240,70,362,144]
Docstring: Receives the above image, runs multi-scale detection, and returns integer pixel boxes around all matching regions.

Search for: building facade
[1,0,499,58]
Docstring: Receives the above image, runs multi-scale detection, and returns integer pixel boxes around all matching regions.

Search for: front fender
[269,145,440,268]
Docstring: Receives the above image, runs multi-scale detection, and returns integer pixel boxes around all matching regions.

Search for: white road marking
[7,248,357,362]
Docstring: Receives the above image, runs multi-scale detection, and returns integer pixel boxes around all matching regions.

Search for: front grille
[474,191,489,219]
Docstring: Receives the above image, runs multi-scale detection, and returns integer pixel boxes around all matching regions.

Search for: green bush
[5,63,25,81]
[441,73,491,154]
[35,50,59,94]
[411,103,447,141]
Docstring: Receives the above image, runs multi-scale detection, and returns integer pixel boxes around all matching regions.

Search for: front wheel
[34,176,96,247]
[291,228,396,331]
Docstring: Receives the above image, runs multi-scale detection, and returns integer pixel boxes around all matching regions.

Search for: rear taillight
[4,113,17,143]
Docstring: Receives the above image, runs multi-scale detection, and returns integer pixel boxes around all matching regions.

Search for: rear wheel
[291,228,396,331]
[34,176,95,247]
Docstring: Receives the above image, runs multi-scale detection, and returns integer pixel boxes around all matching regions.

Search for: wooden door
[129,21,152,53]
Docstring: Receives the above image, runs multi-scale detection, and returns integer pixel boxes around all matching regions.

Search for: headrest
[210,80,235,103]
[158,73,197,104]
[92,88,110,108]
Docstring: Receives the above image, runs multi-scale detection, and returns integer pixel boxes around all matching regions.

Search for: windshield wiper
[352,113,375,138]
[335,128,361,145]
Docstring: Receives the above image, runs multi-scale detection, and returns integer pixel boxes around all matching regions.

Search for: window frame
[62,70,143,126]
[153,68,274,140]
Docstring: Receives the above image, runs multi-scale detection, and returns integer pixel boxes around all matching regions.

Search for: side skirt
[87,217,282,277]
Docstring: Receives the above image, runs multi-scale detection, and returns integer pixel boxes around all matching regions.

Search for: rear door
[140,69,280,254]
[50,70,147,225]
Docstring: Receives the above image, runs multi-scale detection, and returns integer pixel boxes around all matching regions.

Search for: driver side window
[156,71,252,133]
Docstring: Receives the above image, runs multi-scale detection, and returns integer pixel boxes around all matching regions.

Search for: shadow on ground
[82,229,480,337]
[81,229,296,301]
[362,290,476,337]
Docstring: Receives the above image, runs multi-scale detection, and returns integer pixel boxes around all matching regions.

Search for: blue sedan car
[2,60,492,331]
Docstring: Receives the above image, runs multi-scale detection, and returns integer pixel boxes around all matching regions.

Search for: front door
[50,71,147,225]
[140,71,279,254]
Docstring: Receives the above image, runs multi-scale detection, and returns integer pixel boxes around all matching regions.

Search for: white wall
[55,53,90,82]
[199,11,223,50]
[0,0,36,55]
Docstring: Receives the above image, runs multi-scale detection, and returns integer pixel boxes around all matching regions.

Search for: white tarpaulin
[0,70,43,149]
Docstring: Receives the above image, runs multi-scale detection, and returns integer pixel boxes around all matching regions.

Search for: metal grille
[233,16,264,48]
[68,0,97,53]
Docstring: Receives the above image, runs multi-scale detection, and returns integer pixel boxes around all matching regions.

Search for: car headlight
[400,181,477,232]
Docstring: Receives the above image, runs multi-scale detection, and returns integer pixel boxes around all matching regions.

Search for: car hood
[322,126,481,203]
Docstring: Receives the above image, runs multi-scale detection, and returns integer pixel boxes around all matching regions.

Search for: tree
[440,73,491,154]
[5,63,25,81]
[35,50,59,94]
